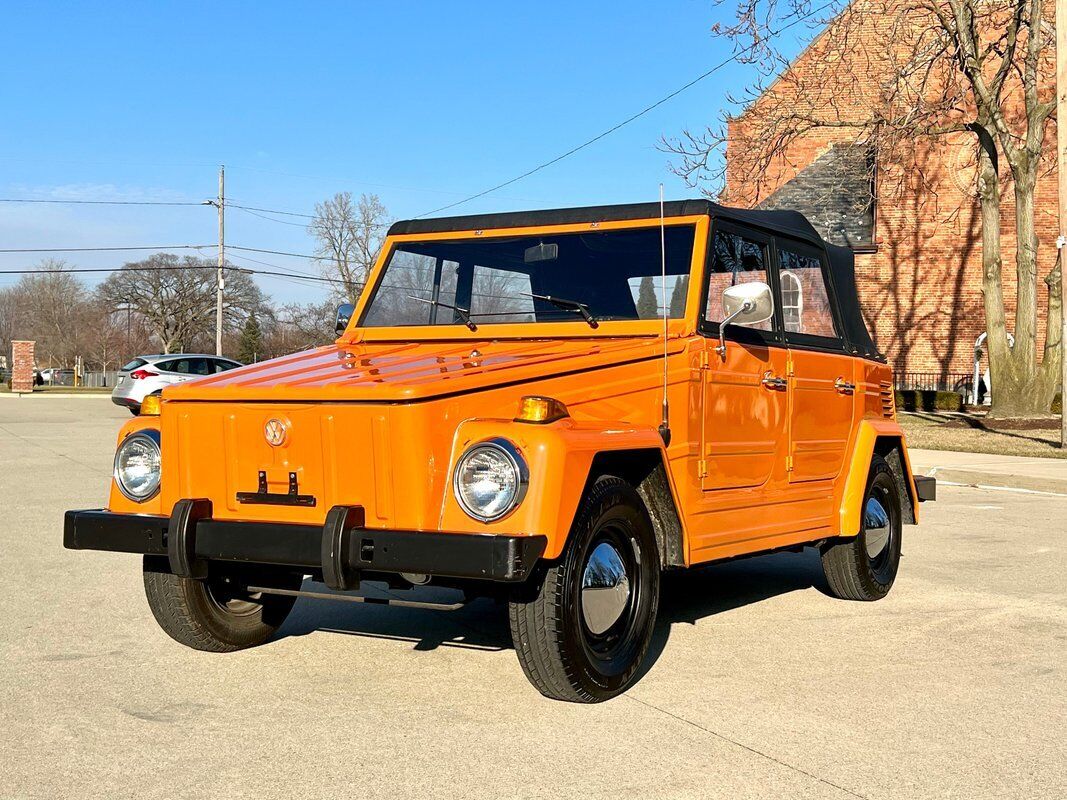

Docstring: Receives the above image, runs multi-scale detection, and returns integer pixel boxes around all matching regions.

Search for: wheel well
[584,449,685,568]
[873,436,916,525]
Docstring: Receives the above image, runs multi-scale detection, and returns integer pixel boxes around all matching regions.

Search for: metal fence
[79,370,119,388]
[894,371,973,393]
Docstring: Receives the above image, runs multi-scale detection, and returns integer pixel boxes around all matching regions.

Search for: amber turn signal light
[139,395,162,416]
[515,395,568,424]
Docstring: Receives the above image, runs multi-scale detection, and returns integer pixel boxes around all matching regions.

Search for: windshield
[360,225,695,328]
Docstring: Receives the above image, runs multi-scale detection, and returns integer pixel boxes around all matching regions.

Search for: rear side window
[213,359,240,373]
[778,248,838,338]
[705,230,772,332]
[121,358,147,371]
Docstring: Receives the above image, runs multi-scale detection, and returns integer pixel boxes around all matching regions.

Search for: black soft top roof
[389,199,823,244]
[389,199,879,360]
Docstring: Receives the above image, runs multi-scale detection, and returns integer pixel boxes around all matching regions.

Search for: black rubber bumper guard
[63,503,547,586]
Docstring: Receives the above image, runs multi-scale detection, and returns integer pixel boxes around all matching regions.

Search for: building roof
[756,144,876,249]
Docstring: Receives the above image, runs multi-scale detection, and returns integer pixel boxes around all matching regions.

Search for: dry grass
[900,413,1067,459]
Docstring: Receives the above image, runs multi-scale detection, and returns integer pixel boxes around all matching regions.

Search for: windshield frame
[339,215,709,342]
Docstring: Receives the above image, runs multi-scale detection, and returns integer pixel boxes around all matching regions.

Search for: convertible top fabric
[389,200,881,360]
[389,199,823,244]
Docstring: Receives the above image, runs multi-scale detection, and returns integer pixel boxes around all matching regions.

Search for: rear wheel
[508,476,660,703]
[820,455,902,601]
[142,557,302,652]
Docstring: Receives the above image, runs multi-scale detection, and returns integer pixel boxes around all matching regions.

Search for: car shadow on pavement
[272,547,827,687]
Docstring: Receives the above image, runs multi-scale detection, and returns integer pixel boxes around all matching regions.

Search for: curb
[0,392,112,399]
[922,466,1067,497]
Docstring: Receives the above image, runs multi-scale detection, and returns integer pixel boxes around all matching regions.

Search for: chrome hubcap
[864,495,892,559]
[581,542,631,635]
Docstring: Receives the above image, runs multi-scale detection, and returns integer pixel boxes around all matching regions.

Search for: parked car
[66,200,935,703]
[39,368,75,386]
[111,354,243,414]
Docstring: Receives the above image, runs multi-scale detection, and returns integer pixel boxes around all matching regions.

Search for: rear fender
[440,418,673,559]
[835,418,919,537]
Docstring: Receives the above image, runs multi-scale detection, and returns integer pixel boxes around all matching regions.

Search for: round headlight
[453,438,528,522]
[114,430,161,501]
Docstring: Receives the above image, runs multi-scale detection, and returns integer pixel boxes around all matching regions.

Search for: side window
[157,359,185,373]
[470,265,534,323]
[214,359,239,373]
[704,230,772,331]
[778,248,837,338]
[188,358,211,376]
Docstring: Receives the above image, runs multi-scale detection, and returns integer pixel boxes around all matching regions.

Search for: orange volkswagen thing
[65,200,935,703]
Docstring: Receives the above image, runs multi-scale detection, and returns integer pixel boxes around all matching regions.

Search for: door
[777,241,856,483]
[700,225,789,491]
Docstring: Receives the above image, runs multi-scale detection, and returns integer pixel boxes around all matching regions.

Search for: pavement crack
[624,694,871,800]
[0,422,104,472]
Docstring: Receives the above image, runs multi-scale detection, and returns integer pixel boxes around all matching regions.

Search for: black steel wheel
[508,475,660,703]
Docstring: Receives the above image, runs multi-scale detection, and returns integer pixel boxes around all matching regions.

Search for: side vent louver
[880,382,895,418]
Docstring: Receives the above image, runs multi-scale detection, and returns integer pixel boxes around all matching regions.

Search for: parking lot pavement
[1,398,1065,800]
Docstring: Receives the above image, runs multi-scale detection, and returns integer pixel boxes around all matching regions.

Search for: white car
[112,354,243,414]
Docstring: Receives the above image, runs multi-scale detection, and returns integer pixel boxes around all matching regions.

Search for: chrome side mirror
[717,281,774,358]
[335,303,355,335]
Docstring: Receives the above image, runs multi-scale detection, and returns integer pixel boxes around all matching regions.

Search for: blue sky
[0,1,813,302]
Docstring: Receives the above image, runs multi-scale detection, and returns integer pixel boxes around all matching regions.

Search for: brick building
[724,2,1058,389]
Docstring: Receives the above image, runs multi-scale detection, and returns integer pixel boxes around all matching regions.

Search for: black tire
[820,455,902,601]
[142,557,301,652]
[508,475,660,703]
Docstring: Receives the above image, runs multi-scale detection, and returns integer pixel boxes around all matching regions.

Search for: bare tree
[265,301,336,355]
[662,0,1060,416]
[308,192,391,305]
[14,260,86,368]
[97,255,266,354]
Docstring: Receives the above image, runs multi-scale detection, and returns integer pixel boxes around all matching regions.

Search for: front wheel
[142,557,302,652]
[508,475,660,703]
[820,455,903,601]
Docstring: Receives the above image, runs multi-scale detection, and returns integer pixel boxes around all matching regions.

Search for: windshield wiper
[406,296,477,331]
[521,292,599,328]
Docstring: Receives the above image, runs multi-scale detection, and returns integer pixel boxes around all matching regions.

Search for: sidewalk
[909,447,1067,495]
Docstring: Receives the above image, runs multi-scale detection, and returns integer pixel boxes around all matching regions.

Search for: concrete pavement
[1,399,1065,799]
[910,447,1067,495]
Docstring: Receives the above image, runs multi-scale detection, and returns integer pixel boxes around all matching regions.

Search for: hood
[163,337,667,403]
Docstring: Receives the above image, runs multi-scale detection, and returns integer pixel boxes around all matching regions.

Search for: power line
[0,244,212,254]
[0,197,204,207]
[229,202,314,219]
[415,1,838,218]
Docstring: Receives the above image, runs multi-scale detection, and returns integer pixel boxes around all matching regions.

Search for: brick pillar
[11,340,35,393]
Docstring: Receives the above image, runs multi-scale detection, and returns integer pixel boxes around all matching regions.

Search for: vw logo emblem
[264,418,289,447]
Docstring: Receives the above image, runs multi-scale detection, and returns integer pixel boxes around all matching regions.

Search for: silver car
[112,354,243,414]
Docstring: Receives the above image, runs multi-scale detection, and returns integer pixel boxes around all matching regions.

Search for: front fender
[440,417,667,559]
[107,415,164,515]
[835,418,919,537]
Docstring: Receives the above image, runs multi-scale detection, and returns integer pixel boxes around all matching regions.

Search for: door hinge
[785,455,794,472]
[698,349,710,370]
[785,356,795,377]
[697,458,708,478]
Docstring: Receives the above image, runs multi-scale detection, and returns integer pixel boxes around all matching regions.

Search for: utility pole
[216,165,225,356]
[1059,0,1067,447]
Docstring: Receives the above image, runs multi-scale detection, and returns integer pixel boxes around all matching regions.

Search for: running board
[246,585,466,612]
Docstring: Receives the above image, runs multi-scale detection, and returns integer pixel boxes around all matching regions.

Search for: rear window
[120,358,147,371]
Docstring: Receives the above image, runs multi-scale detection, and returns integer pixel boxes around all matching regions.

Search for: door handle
[761,372,787,390]
[834,377,856,394]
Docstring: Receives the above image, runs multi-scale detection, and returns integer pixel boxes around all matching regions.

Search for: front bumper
[64,506,547,584]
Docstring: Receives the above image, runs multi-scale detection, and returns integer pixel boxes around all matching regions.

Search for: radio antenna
[658,184,671,446]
